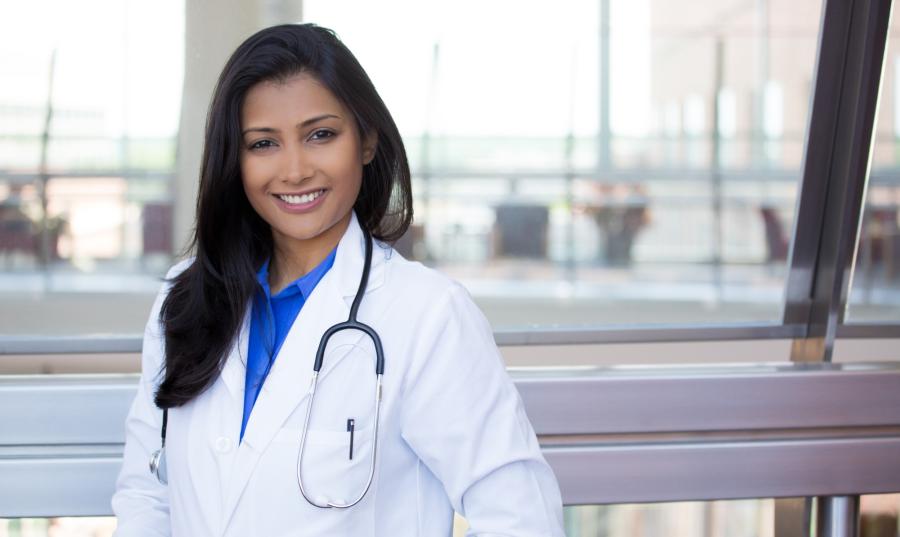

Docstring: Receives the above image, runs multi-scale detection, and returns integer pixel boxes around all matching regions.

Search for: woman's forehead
[241,73,349,126]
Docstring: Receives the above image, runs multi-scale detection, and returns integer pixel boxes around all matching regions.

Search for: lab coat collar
[218,211,388,527]
[219,211,385,400]
[333,210,388,299]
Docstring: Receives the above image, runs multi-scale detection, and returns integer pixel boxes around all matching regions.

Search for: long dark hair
[155,24,412,408]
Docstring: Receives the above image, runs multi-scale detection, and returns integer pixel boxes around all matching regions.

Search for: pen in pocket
[347,418,355,460]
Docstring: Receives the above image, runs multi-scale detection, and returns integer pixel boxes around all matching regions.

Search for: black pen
[347,418,355,460]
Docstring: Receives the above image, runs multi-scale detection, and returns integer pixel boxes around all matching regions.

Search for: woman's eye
[309,129,335,142]
[249,139,276,150]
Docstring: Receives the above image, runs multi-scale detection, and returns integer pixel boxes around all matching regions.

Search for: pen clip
[347,418,355,460]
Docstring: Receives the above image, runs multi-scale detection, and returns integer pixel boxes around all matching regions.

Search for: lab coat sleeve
[111,273,174,537]
[400,283,565,536]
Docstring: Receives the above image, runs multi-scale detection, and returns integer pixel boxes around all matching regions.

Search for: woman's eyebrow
[241,114,340,136]
[296,113,340,128]
[241,126,277,136]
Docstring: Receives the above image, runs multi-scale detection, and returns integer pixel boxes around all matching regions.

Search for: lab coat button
[214,436,233,454]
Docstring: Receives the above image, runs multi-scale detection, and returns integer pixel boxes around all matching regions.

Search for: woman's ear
[362,131,378,165]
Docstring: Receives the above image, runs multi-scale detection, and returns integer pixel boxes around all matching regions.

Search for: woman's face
[240,72,376,265]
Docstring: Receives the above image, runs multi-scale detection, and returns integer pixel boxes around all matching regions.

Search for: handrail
[1,363,899,517]
[5,321,900,355]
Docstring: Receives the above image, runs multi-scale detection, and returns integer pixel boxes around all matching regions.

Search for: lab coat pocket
[290,423,376,507]
[290,333,379,504]
[251,425,376,535]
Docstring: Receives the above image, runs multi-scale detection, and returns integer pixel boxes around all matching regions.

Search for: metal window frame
[2,363,899,517]
[4,321,900,355]
[785,0,895,362]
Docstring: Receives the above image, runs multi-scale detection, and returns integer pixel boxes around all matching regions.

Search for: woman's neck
[268,214,350,294]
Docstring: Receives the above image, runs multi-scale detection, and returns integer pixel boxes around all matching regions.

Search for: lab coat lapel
[220,308,250,400]
[220,213,385,525]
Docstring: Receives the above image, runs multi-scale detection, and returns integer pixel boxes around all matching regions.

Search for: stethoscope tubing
[313,320,385,375]
[298,225,384,508]
[297,371,382,508]
[151,220,384,510]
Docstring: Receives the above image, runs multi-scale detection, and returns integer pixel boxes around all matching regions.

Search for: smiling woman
[111,23,565,537]
[239,73,377,288]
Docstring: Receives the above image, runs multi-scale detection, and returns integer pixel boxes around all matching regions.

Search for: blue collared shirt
[240,248,337,440]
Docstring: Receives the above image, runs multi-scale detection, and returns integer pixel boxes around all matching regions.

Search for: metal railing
[2,361,899,537]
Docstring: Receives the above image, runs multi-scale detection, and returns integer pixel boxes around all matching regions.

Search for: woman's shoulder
[380,246,485,330]
[144,257,195,334]
[164,256,195,280]
[382,246,469,302]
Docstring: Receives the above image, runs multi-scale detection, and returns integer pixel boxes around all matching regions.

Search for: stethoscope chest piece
[149,447,167,485]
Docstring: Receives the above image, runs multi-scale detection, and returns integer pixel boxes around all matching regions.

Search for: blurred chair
[0,202,37,266]
[492,204,549,259]
[760,206,789,263]
[861,512,898,537]
[858,205,900,281]
[583,184,650,267]
[142,203,173,255]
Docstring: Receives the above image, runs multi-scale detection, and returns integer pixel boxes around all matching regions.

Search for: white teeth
[278,190,323,205]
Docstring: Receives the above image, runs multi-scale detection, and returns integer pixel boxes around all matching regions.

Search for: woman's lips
[271,188,328,212]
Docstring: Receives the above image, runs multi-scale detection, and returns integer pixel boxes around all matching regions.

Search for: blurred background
[5,0,900,337]
[1,0,899,535]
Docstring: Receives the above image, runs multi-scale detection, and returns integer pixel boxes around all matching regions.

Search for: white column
[173,0,303,253]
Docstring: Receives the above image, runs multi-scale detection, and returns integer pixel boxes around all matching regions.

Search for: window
[306,0,824,328]
[0,0,894,362]
[846,19,900,323]
[0,0,183,337]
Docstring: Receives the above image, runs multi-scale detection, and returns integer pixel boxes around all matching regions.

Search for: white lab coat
[112,212,565,537]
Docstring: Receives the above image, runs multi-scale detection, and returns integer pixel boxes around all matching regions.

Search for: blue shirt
[240,249,337,440]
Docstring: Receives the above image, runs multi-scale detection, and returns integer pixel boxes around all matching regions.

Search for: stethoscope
[150,221,385,510]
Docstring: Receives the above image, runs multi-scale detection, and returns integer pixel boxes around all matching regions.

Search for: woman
[113,24,564,536]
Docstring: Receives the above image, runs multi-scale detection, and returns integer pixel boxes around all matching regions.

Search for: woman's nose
[280,145,314,183]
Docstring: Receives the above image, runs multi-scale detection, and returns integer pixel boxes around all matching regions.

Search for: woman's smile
[272,188,329,212]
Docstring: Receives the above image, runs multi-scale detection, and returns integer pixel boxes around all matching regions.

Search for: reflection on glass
[308,0,822,328]
[563,499,773,537]
[0,517,115,537]
[861,493,900,537]
[847,6,900,323]
[2,496,896,536]
[559,495,900,537]
[1,0,826,336]
[0,0,182,336]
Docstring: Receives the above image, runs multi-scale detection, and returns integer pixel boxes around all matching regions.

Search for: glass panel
[0,517,115,537]
[0,0,182,337]
[861,493,900,537]
[1,0,825,339]
[2,497,895,536]
[307,0,823,328]
[454,499,774,537]
[563,499,774,537]
[847,8,900,323]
